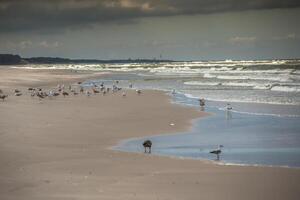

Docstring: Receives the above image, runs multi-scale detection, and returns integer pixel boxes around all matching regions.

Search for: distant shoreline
[1,53,300,65]
[0,54,174,65]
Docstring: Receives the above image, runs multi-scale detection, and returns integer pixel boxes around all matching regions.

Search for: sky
[0,0,300,60]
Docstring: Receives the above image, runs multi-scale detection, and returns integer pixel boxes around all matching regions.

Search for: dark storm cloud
[0,0,299,32]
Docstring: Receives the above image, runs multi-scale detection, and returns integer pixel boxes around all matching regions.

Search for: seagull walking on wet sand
[210,145,223,160]
[143,140,152,153]
[199,98,205,107]
[226,103,232,110]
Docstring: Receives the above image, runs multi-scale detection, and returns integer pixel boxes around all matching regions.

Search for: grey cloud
[0,0,300,33]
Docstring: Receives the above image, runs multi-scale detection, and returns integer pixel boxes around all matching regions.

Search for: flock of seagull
[0,81,142,101]
[2,82,224,160]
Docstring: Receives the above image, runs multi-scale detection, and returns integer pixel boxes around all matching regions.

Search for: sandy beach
[0,67,300,200]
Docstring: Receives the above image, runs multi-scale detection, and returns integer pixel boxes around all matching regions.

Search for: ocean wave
[221,82,255,87]
[184,81,300,93]
[183,92,300,106]
[12,63,300,79]
[184,81,257,87]
[203,73,216,78]
[215,75,292,82]
[271,86,300,92]
[253,85,271,90]
[184,81,221,86]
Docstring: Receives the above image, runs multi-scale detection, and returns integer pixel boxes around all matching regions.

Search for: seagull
[210,145,224,160]
[136,89,141,95]
[0,94,8,101]
[85,91,91,97]
[143,140,152,153]
[62,91,69,97]
[53,92,60,96]
[92,88,100,94]
[80,87,84,93]
[198,98,205,107]
[36,92,45,99]
[226,103,232,110]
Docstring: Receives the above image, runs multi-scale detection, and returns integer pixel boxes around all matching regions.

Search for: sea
[15,59,300,167]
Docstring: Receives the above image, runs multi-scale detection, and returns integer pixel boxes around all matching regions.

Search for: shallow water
[114,93,300,168]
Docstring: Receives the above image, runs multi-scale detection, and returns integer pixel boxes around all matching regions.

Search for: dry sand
[0,67,299,200]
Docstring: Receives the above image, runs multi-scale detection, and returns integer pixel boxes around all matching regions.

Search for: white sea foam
[184,81,221,86]
[203,73,216,78]
[271,86,300,92]
[184,81,300,92]
[215,161,294,169]
[215,75,292,82]
[222,82,255,87]
[253,85,271,90]
[185,81,258,87]
[183,92,299,106]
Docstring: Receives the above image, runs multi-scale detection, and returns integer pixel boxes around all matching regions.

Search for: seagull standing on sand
[14,89,20,93]
[85,91,91,97]
[92,88,100,94]
[80,87,84,93]
[14,89,22,96]
[136,89,141,95]
[210,145,224,160]
[62,91,69,97]
[0,94,8,101]
[15,92,22,96]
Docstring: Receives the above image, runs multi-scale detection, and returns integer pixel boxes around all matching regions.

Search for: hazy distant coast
[0,54,173,65]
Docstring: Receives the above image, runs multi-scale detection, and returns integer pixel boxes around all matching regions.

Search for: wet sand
[0,67,299,200]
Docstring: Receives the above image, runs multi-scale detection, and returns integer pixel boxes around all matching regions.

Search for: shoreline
[113,115,300,170]
[1,67,300,200]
